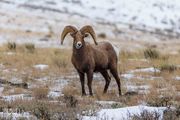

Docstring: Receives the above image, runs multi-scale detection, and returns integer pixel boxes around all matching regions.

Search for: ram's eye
[84,34,89,38]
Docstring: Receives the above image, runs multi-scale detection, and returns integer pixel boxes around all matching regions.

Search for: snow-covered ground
[0,112,36,120]
[82,105,167,120]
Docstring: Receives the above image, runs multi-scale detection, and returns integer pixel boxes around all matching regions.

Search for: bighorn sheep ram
[61,25,121,96]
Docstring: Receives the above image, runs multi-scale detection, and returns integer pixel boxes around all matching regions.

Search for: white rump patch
[111,43,120,58]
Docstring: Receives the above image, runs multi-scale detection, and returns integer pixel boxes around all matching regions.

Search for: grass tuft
[7,42,16,50]
[32,86,49,100]
[130,109,161,120]
[144,48,160,59]
[24,43,35,53]
[160,64,177,72]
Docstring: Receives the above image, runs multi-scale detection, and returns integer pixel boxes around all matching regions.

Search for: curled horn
[80,25,98,45]
[61,25,78,45]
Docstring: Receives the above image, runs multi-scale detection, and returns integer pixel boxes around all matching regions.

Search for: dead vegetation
[0,43,179,119]
[32,86,49,100]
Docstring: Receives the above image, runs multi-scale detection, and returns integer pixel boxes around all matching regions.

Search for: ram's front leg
[87,70,93,96]
[78,71,86,96]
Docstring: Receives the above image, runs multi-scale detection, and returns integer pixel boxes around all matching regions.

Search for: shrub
[0,100,80,120]
[163,108,179,120]
[31,101,79,120]
[176,105,180,117]
[63,95,78,108]
[130,109,161,120]
[0,100,7,112]
[7,42,16,50]
[147,96,172,107]
[52,56,68,69]
[111,103,123,109]
[144,48,160,59]
[24,43,35,53]
[98,33,106,39]
[32,87,49,100]
[160,64,177,72]
[32,101,51,120]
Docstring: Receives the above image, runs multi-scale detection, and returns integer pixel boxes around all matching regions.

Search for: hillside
[0,0,180,48]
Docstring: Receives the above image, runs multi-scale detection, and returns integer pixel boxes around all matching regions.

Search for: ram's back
[91,42,118,71]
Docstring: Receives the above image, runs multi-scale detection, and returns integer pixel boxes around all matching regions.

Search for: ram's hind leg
[100,70,111,94]
[110,65,122,96]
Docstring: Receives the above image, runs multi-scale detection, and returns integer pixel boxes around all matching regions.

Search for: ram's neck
[72,44,88,61]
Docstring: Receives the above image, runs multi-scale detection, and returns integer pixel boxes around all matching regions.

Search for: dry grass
[24,43,35,53]
[62,84,80,97]
[0,44,73,76]
[0,99,81,120]
[7,42,16,51]
[0,43,180,119]
[32,86,49,100]
[11,88,27,95]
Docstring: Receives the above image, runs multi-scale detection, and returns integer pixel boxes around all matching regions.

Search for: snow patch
[177,65,180,68]
[33,64,49,70]
[2,94,32,102]
[82,105,167,120]
[96,101,120,105]
[49,78,69,96]
[128,59,148,62]
[0,112,35,120]
[121,73,134,80]
[9,78,23,84]
[129,67,160,73]
[4,52,16,55]
[48,91,61,98]
[126,85,151,94]
[121,73,163,81]
[175,76,180,81]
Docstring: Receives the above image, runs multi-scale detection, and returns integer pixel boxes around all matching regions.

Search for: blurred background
[0,0,180,52]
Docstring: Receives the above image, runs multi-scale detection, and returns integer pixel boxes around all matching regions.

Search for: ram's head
[61,25,98,49]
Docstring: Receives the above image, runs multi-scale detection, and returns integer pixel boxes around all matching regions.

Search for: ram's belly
[94,61,109,72]
[93,53,109,72]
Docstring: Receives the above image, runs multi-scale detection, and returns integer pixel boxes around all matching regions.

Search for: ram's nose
[77,42,82,46]
[76,41,82,49]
